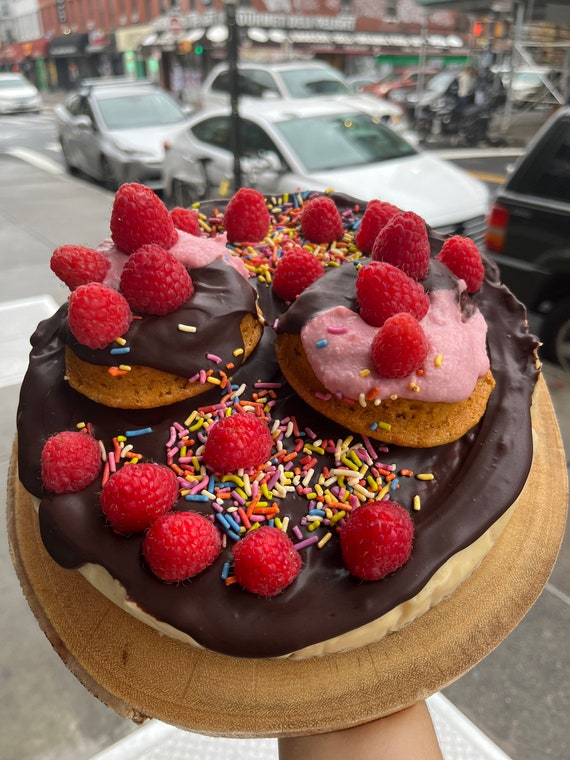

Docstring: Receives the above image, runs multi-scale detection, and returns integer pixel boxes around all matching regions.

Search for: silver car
[55,78,191,191]
[0,72,42,114]
[163,99,489,245]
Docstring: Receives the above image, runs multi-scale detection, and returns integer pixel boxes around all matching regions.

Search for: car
[485,105,570,368]
[194,60,411,137]
[163,99,489,246]
[0,72,42,114]
[54,77,192,191]
[362,67,440,104]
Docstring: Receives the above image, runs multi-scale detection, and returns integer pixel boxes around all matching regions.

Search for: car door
[72,97,104,180]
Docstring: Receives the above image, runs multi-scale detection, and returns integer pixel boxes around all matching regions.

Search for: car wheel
[541,301,570,371]
[100,157,118,191]
[172,178,201,208]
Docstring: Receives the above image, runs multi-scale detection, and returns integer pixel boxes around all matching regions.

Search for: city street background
[0,100,568,760]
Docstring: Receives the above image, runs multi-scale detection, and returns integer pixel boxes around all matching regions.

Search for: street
[0,109,568,760]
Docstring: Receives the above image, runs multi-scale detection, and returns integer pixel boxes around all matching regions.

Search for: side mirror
[75,115,93,130]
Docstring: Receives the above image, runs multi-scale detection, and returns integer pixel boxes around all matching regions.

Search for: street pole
[226,0,242,190]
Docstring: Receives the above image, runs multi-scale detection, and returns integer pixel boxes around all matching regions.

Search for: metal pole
[226,0,242,190]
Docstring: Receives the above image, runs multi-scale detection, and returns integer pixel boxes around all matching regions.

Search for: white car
[163,99,489,245]
[194,60,411,137]
[0,72,42,114]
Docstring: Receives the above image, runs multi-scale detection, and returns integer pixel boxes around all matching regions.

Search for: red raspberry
[143,511,222,582]
[203,413,273,474]
[50,245,110,291]
[223,188,270,243]
[41,431,102,494]
[436,235,485,293]
[340,501,414,581]
[170,207,201,236]
[371,312,429,379]
[100,462,179,534]
[119,244,194,315]
[372,211,431,280]
[300,195,343,244]
[356,261,429,328]
[110,183,178,254]
[232,526,302,597]
[272,247,325,301]
[68,282,132,349]
[355,199,400,254]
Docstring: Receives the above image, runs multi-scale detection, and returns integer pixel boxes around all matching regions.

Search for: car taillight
[163,140,171,151]
[484,203,510,254]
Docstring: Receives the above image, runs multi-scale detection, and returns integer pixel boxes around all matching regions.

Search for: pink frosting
[301,287,490,403]
[98,230,249,288]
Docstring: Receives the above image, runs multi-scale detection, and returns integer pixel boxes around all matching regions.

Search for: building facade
[0,0,473,90]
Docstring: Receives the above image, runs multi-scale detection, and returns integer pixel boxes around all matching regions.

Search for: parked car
[55,77,191,190]
[194,60,411,137]
[363,67,440,103]
[485,105,570,368]
[0,72,42,114]
[163,99,489,245]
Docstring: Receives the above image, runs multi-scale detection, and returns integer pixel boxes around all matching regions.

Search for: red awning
[0,38,49,63]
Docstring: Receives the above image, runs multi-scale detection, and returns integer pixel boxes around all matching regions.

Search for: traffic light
[472,21,484,37]
[195,44,204,55]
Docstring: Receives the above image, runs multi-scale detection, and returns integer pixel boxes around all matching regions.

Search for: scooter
[419,94,494,146]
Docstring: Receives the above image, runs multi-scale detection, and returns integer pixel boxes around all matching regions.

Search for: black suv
[485,106,570,367]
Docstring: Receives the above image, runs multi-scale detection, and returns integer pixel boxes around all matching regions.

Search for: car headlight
[111,143,159,161]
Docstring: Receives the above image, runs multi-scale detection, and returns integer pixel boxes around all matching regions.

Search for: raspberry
[272,247,325,301]
[371,312,429,379]
[143,511,222,582]
[50,245,110,291]
[119,244,194,315]
[340,501,414,581]
[41,431,102,494]
[232,526,302,597]
[436,235,485,293]
[110,183,178,254]
[68,282,132,349]
[203,413,273,474]
[100,462,179,534]
[356,261,429,328]
[372,211,431,280]
[355,199,400,254]
[223,188,270,243]
[300,195,343,244]
[170,207,201,236]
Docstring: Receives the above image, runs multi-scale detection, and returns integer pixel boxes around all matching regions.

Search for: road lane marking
[6,147,64,175]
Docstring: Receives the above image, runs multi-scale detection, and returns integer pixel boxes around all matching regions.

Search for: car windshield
[279,69,352,97]
[275,112,416,172]
[95,92,186,129]
[0,77,30,89]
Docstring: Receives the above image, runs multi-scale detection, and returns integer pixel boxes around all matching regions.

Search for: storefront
[0,38,50,89]
[47,32,89,89]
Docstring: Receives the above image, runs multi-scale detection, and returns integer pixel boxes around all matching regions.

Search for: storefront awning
[48,33,89,58]
[0,38,49,63]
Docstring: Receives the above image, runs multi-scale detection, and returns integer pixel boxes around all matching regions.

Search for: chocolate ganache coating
[17,206,539,659]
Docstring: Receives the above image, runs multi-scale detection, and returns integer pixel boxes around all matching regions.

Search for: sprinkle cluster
[195,191,364,284]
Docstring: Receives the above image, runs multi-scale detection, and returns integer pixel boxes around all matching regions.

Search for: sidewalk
[0,154,567,760]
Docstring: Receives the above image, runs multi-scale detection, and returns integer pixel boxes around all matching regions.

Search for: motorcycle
[415,93,494,146]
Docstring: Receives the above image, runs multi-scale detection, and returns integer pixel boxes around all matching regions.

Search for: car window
[241,120,282,159]
[210,70,279,98]
[94,92,186,129]
[279,69,352,97]
[275,112,415,172]
[0,75,28,89]
[192,116,232,149]
[510,120,570,203]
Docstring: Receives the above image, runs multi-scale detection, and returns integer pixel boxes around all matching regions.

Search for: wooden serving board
[7,375,567,738]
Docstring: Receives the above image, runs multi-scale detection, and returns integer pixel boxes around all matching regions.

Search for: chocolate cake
[13,188,542,662]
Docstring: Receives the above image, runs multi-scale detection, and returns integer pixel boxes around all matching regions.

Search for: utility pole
[226,0,242,190]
